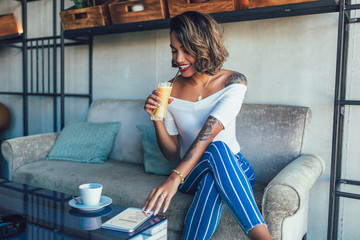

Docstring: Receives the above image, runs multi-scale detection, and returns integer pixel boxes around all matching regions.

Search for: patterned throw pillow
[137,123,181,175]
[46,121,120,163]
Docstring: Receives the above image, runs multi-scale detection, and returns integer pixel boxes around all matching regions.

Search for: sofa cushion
[87,100,151,164]
[137,123,181,175]
[46,121,120,163]
[236,104,310,183]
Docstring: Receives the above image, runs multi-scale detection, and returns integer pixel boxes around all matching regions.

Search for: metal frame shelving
[328,0,360,239]
[0,0,92,135]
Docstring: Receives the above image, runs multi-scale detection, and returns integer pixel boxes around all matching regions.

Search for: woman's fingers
[150,97,161,106]
[142,189,171,216]
[154,193,166,216]
[142,188,156,211]
[144,90,162,115]
[145,99,160,110]
[142,188,160,213]
[163,197,172,213]
[142,176,180,215]
[145,191,162,214]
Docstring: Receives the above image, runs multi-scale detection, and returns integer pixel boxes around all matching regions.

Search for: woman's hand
[142,174,181,216]
[144,90,174,116]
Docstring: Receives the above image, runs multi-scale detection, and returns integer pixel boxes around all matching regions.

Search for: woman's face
[170,32,196,78]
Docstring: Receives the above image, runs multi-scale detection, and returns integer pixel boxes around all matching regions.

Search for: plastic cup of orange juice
[151,82,173,121]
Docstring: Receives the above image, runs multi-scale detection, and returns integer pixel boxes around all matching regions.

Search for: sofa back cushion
[46,121,120,163]
[87,100,310,183]
[236,104,310,183]
[87,100,150,164]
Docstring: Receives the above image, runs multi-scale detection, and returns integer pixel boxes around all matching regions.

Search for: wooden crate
[59,0,114,30]
[0,13,19,37]
[249,0,317,8]
[167,0,249,18]
[109,0,169,24]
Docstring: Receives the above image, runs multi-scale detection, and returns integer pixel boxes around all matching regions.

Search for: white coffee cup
[79,183,103,206]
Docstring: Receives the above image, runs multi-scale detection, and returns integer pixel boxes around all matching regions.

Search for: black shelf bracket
[328,0,360,239]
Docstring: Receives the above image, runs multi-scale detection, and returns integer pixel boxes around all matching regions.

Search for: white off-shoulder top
[165,84,247,158]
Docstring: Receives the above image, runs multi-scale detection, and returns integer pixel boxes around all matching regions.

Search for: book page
[104,208,151,229]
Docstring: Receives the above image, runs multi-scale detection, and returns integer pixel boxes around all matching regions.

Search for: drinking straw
[171,69,181,86]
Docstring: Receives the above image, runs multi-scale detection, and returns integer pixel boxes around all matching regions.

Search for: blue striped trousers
[178,141,266,240]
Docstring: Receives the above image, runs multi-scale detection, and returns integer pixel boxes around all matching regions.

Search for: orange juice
[151,82,173,121]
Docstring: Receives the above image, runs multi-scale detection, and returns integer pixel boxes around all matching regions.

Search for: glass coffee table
[0,179,167,240]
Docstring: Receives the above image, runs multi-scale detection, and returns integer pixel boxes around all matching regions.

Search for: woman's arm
[144,89,179,161]
[153,121,179,161]
[142,115,224,215]
[175,115,223,175]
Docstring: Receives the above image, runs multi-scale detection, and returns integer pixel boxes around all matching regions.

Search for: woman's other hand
[144,90,174,116]
[142,173,181,216]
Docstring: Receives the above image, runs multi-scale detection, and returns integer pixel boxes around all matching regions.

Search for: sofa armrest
[262,154,325,239]
[1,132,59,180]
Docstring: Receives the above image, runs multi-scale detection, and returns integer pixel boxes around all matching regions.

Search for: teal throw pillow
[46,121,120,163]
[137,123,180,175]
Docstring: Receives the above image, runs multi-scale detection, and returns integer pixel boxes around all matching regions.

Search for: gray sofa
[1,99,324,240]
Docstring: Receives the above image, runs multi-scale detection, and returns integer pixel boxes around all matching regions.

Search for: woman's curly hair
[170,11,229,75]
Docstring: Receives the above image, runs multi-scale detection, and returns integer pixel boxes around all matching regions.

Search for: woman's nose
[176,51,185,63]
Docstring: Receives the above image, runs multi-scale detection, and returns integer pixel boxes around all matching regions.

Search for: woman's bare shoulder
[222,70,248,87]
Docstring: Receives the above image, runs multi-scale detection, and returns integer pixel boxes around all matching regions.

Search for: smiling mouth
[179,64,191,72]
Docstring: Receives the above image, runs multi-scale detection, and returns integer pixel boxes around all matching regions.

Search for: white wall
[1,1,359,239]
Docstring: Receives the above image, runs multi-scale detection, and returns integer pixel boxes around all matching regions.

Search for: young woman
[143,11,272,240]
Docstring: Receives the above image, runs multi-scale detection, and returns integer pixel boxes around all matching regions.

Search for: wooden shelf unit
[63,0,339,38]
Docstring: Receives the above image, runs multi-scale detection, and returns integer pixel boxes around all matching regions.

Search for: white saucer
[69,196,112,212]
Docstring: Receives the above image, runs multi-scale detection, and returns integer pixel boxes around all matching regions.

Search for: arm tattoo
[182,116,224,162]
[198,116,221,141]
[224,72,248,87]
